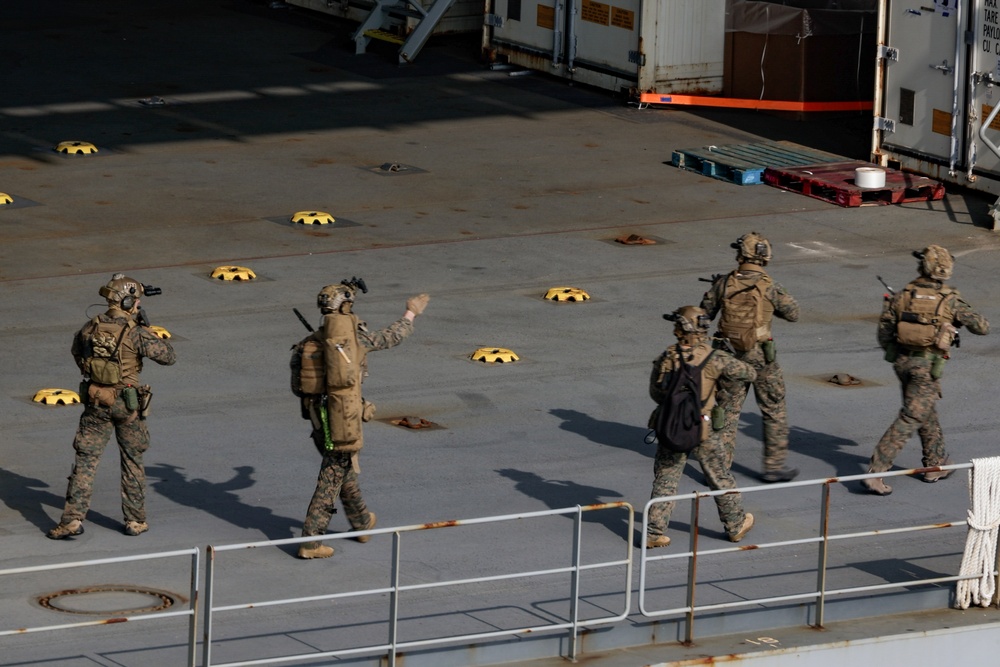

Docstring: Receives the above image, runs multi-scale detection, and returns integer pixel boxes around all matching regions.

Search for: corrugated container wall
[482,0,726,95]
[873,0,1000,226]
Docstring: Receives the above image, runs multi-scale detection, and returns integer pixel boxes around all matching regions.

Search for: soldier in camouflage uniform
[700,232,800,483]
[297,281,429,559]
[48,274,176,540]
[864,246,989,495]
[646,306,758,548]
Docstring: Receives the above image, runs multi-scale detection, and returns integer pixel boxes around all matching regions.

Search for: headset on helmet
[664,306,711,337]
[98,273,143,310]
[731,232,772,265]
[914,245,953,281]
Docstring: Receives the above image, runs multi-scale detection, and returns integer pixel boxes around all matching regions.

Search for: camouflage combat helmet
[317,283,355,314]
[915,244,953,281]
[98,273,143,309]
[732,232,772,265]
[664,305,711,344]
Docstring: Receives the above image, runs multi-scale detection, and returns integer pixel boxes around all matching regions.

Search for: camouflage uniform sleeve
[134,326,177,365]
[876,294,899,349]
[649,351,670,404]
[357,317,414,352]
[71,328,88,373]
[769,282,800,322]
[951,294,990,335]
[713,349,757,383]
[699,278,725,320]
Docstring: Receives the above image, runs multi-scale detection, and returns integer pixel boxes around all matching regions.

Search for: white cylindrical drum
[855,167,886,189]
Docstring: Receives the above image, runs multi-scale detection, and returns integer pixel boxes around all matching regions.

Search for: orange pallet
[763,161,945,207]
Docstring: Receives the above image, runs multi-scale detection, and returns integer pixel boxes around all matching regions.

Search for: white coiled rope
[955,456,1000,609]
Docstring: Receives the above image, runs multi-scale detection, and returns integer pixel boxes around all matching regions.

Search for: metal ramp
[351,0,457,64]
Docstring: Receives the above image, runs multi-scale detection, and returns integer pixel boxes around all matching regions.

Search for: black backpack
[655,350,713,453]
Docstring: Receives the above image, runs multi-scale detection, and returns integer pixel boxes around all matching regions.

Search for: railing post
[684,495,701,644]
[188,549,200,667]
[202,546,216,667]
[388,532,401,667]
[568,506,583,661]
[815,482,832,628]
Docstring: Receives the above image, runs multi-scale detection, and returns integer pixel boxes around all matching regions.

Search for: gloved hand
[406,293,430,316]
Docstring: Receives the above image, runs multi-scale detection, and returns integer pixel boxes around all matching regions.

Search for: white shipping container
[481,0,727,95]
[872,0,1000,227]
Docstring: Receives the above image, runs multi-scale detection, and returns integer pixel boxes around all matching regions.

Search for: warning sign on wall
[581,0,610,26]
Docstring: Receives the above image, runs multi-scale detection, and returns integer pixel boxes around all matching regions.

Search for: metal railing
[639,463,989,643]
[0,547,200,667]
[202,502,634,667]
[6,464,998,666]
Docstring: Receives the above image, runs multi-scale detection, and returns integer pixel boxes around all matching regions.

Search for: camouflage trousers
[870,354,946,472]
[60,395,150,523]
[647,432,746,539]
[716,344,790,472]
[301,451,371,546]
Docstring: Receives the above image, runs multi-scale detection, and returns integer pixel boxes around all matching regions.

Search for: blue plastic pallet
[671,141,846,185]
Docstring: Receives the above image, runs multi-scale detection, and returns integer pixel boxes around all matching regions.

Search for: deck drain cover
[38,585,176,615]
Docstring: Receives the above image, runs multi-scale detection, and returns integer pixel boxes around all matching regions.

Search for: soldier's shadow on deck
[147,464,300,542]
[731,413,869,480]
[549,408,652,458]
[495,468,630,542]
[0,467,123,534]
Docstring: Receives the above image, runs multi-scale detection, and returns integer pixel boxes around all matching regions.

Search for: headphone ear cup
[121,295,135,311]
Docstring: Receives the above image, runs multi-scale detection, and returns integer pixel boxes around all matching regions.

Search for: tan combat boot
[645,534,671,549]
[862,472,893,495]
[354,512,377,543]
[923,457,954,483]
[46,519,84,540]
[298,543,334,559]
[124,521,148,536]
[729,513,755,543]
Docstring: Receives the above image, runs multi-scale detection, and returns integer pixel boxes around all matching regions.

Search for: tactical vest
[895,282,956,351]
[79,315,139,387]
[654,342,718,440]
[718,265,775,352]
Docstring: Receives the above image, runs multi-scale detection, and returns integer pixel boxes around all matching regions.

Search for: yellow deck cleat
[211,266,257,281]
[544,287,590,302]
[470,348,520,363]
[33,389,81,405]
[56,141,99,155]
[290,211,335,225]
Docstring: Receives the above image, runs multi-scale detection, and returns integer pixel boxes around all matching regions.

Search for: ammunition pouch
[87,383,118,408]
[87,358,123,386]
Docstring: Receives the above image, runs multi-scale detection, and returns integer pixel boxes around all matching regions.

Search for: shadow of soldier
[147,463,301,542]
[548,408,652,458]
[495,468,629,541]
[730,413,868,480]
[1,467,120,533]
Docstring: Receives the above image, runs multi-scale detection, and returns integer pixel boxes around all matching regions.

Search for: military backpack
[718,269,773,352]
[653,348,714,453]
[895,283,956,351]
[80,318,133,386]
